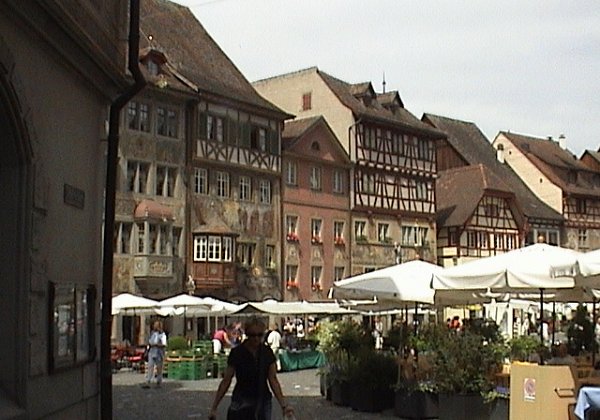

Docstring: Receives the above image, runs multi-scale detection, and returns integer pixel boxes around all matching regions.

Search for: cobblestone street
[113,368,397,420]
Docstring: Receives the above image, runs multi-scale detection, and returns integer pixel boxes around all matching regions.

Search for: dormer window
[147,60,159,76]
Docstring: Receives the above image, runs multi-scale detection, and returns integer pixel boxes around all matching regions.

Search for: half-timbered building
[136,0,290,302]
[581,148,600,172]
[493,132,600,250]
[281,116,351,300]
[422,115,563,265]
[253,68,445,275]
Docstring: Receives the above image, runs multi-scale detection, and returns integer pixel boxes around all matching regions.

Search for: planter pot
[331,381,352,406]
[350,384,394,412]
[319,373,332,400]
[438,393,488,420]
[489,398,509,420]
[394,389,439,419]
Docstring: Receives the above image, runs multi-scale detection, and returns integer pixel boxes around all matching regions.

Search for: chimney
[496,144,505,164]
[558,133,566,149]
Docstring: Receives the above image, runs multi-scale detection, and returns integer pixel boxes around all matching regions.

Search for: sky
[172,0,600,157]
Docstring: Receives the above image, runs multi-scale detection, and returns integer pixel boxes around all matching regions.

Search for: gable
[283,117,350,165]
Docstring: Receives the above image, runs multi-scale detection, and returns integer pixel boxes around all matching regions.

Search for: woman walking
[142,320,167,388]
[208,317,294,420]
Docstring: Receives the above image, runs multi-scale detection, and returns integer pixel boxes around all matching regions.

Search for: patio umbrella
[111,293,159,316]
[431,244,580,292]
[332,260,438,305]
[577,248,600,287]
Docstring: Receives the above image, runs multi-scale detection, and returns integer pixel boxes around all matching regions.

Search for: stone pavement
[113,368,397,420]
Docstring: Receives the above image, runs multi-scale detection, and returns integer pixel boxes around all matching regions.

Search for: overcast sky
[173,0,600,157]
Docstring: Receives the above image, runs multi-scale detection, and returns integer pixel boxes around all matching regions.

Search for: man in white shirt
[267,324,282,371]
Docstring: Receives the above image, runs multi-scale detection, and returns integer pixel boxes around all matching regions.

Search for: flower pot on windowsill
[286,233,299,242]
[286,281,299,290]
[311,284,323,292]
[311,236,322,245]
[334,237,345,246]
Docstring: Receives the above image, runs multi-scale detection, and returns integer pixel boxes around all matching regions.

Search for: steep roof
[500,131,600,197]
[424,114,563,222]
[313,69,445,138]
[436,164,517,227]
[282,116,350,165]
[140,0,288,117]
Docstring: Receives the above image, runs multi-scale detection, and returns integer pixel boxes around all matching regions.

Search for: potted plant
[394,323,443,419]
[432,326,507,420]
[348,349,397,412]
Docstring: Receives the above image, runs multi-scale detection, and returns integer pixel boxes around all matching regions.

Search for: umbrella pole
[594,298,597,367]
[539,289,545,364]
[552,302,556,345]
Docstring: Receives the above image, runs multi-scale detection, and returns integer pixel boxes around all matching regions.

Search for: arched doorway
[0,63,30,406]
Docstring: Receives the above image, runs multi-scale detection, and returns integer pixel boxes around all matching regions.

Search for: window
[417,138,430,160]
[401,226,428,246]
[156,165,177,197]
[172,227,182,257]
[311,219,322,243]
[285,265,298,282]
[377,223,390,243]
[333,170,344,193]
[361,173,376,194]
[355,220,367,241]
[194,168,208,195]
[136,223,145,254]
[285,161,297,186]
[207,236,222,261]
[310,166,321,190]
[158,225,169,255]
[127,101,150,132]
[126,161,150,193]
[216,171,230,197]
[222,237,233,262]
[147,60,159,76]
[302,92,312,111]
[334,266,345,282]
[334,221,345,244]
[576,199,587,214]
[148,224,157,254]
[115,222,132,254]
[311,266,322,289]
[286,215,299,241]
[265,245,275,269]
[415,181,428,200]
[193,235,232,262]
[250,126,267,151]
[259,180,271,204]
[193,236,207,261]
[239,176,252,201]
[578,229,588,249]
[207,115,224,142]
[157,106,178,138]
[238,242,256,266]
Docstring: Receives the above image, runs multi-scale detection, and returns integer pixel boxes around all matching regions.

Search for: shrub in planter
[431,328,507,420]
[484,389,510,420]
[167,336,189,351]
[347,349,397,412]
[395,381,439,419]
[508,335,539,362]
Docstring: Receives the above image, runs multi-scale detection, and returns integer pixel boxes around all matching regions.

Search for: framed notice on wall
[48,282,96,372]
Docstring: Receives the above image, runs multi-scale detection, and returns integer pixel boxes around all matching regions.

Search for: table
[575,387,600,419]
[278,349,325,372]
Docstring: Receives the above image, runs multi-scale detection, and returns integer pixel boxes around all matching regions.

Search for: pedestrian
[208,317,294,420]
[266,323,282,371]
[213,325,232,354]
[142,320,167,388]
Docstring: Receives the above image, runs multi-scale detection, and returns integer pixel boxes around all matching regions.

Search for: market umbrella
[111,293,159,316]
[577,248,600,286]
[432,243,581,346]
[332,260,438,305]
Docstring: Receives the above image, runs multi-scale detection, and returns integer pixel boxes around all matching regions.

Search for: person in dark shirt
[208,317,294,420]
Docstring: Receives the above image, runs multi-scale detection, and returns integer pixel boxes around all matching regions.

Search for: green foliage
[315,319,372,357]
[347,349,397,390]
[431,330,506,395]
[567,304,596,355]
[167,335,189,351]
[508,335,540,361]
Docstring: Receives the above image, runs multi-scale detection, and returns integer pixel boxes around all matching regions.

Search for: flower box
[311,284,323,292]
[311,236,322,244]
[286,280,299,290]
[286,232,299,242]
[334,237,345,246]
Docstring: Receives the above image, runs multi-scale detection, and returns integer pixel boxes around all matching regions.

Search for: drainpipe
[100,1,146,418]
